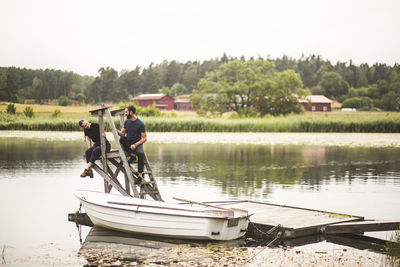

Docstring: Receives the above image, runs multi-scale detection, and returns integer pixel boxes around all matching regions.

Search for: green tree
[32,76,46,103]
[378,91,399,111]
[182,64,200,91]
[376,80,390,95]
[76,93,86,103]
[142,63,162,94]
[87,67,118,102]
[318,72,349,98]
[342,97,373,110]
[0,73,18,102]
[163,60,182,88]
[163,83,189,97]
[58,96,70,106]
[259,70,304,116]
[118,67,143,97]
[366,84,380,99]
[192,60,304,117]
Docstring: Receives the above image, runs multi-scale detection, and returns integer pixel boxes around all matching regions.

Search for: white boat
[74,190,250,241]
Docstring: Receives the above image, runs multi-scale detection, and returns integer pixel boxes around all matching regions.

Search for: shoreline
[1,130,400,147]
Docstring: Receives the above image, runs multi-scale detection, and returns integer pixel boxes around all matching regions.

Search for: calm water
[0,136,400,265]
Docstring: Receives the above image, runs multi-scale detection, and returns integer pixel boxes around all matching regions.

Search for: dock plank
[324,220,400,234]
[221,201,361,228]
[212,200,363,238]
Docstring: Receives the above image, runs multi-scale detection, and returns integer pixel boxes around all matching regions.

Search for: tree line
[1,53,399,112]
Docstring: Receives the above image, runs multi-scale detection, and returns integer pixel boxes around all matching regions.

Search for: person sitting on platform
[114,105,147,182]
[78,119,111,178]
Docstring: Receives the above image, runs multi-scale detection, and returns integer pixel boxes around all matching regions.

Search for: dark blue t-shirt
[123,118,146,143]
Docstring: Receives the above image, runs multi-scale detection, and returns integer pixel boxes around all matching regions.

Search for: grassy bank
[1,111,400,132]
[144,114,400,132]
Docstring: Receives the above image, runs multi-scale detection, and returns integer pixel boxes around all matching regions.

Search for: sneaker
[135,176,143,185]
[135,173,143,185]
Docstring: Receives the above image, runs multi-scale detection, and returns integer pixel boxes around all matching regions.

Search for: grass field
[1,102,400,132]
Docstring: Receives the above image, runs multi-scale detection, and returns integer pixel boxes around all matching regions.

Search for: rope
[249,221,281,237]
[76,204,83,244]
[246,222,282,263]
[247,232,282,263]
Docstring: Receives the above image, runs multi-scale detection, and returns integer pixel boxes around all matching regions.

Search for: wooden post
[119,112,130,194]
[105,108,139,197]
[97,110,109,193]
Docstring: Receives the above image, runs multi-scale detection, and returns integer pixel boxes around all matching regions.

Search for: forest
[1,54,399,114]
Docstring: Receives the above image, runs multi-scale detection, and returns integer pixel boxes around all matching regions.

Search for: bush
[76,93,86,103]
[58,96,70,106]
[51,109,62,118]
[137,105,162,117]
[6,103,16,114]
[342,97,373,111]
[23,106,35,118]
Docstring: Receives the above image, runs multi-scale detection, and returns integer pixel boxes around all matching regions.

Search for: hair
[78,120,84,127]
[127,105,136,114]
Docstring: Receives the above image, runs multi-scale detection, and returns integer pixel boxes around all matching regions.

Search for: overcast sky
[1,0,399,76]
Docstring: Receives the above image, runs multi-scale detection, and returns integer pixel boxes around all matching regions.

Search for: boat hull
[75,190,249,241]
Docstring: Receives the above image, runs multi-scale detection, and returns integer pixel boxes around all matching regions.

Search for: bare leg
[86,162,93,170]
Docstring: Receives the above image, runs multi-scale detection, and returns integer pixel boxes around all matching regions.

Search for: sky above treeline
[1,0,399,76]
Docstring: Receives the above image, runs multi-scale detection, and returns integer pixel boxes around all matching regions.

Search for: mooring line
[247,232,282,263]
[249,221,281,237]
[2,244,6,264]
[246,222,282,263]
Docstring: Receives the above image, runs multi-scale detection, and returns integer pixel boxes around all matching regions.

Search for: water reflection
[78,226,249,266]
[1,139,399,197]
[76,225,389,266]
[146,143,400,199]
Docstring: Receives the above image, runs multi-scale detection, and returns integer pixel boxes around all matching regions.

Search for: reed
[1,112,399,132]
[144,115,400,133]
[386,230,400,257]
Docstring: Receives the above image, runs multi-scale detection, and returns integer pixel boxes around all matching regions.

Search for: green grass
[1,111,400,132]
[143,115,400,132]
[1,103,400,132]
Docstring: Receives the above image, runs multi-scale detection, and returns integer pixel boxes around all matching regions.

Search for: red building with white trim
[299,95,332,112]
[132,94,175,110]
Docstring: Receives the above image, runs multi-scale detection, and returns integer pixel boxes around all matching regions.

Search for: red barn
[132,94,174,110]
[299,95,332,112]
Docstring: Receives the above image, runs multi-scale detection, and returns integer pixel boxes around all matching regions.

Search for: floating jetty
[205,200,400,239]
[69,199,400,240]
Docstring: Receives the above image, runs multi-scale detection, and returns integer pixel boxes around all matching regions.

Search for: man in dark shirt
[115,105,147,181]
[78,120,111,178]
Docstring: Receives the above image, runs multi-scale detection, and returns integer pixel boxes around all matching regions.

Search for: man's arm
[111,126,126,136]
[118,128,126,136]
[130,132,147,150]
[85,136,92,148]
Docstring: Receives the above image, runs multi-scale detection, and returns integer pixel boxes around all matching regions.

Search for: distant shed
[132,94,174,111]
[174,94,193,111]
[299,95,333,112]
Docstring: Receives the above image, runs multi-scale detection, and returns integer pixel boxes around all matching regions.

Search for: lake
[0,131,399,266]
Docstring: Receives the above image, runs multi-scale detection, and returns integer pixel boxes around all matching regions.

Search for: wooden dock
[207,200,400,239]
[69,199,400,240]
